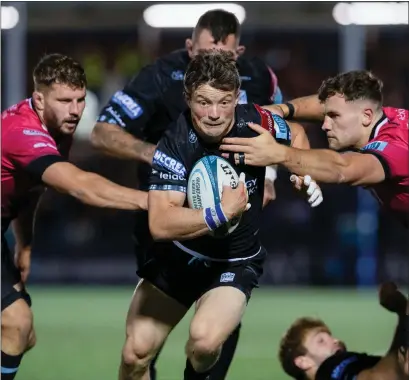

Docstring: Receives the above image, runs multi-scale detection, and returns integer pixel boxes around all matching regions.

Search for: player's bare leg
[1,284,36,379]
[119,279,188,380]
[185,286,247,375]
[364,283,409,380]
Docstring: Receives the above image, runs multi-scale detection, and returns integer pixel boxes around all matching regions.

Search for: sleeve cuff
[360,150,391,180]
[26,155,67,182]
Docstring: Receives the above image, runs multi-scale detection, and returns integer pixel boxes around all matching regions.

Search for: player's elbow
[68,171,103,206]
[90,123,109,150]
[148,211,171,241]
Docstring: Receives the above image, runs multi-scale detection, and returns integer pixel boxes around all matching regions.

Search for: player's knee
[189,321,223,357]
[122,336,156,371]
[1,300,33,352]
[26,327,37,352]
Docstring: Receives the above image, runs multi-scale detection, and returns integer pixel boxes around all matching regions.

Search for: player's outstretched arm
[357,284,409,380]
[91,122,156,164]
[148,173,250,241]
[221,123,386,186]
[278,148,386,186]
[41,162,148,210]
[263,95,325,122]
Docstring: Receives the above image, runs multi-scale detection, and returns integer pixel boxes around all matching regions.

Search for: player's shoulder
[364,108,409,149]
[2,99,44,136]
[237,55,269,75]
[236,103,278,125]
[316,351,381,380]
[161,110,191,143]
[383,106,408,125]
[154,49,190,80]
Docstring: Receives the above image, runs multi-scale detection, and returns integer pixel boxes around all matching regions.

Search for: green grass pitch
[19,286,396,380]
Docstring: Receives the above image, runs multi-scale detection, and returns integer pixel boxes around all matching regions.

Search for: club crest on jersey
[220,272,235,283]
[238,90,248,104]
[111,91,143,120]
[237,118,247,129]
[189,129,198,143]
[362,141,388,152]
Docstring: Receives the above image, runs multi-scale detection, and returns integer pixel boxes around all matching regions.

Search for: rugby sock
[184,359,211,380]
[208,323,241,379]
[1,351,23,380]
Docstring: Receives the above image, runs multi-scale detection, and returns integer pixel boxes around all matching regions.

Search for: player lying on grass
[279,282,409,380]
[118,49,323,380]
[220,70,409,228]
[1,53,147,380]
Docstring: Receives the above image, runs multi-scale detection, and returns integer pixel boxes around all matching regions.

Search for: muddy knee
[1,300,34,354]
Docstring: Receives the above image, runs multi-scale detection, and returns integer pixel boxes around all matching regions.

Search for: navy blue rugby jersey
[149,103,291,260]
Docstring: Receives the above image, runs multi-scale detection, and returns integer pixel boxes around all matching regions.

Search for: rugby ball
[187,155,241,237]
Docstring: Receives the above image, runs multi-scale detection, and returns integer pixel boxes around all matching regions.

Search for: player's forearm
[71,172,148,210]
[91,122,156,164]
[389,313,408,353]
[274,95,325,121]
[276,146,351,184]
[149,205,210,241]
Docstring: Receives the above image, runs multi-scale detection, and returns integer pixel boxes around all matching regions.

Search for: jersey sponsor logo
[246,178,258,195]
[106,106,125,127]
[238,90,248,104]
[171,70,184,81]
[33,142,57,150]
[331,356,358,379]
[220,272,235,282]
[111,91,143,119]
[153,150,187,177]
[159,171,185,182]
[240,75,252,81]
[272,114,290,141]
[397,108,407,122]
[23,129,53,140]
[189,129,198,143]
[362,141,388,152]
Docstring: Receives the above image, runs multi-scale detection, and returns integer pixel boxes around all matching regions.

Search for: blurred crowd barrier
[2,23,408,287]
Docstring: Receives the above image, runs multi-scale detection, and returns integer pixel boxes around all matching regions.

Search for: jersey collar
[369,111,388,140]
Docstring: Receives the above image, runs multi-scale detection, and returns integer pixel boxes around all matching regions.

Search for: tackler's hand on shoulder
[290,174,323,208]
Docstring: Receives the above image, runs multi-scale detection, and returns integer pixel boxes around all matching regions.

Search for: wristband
[203,203,229,231]
[285,102,295,120]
